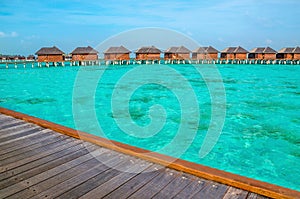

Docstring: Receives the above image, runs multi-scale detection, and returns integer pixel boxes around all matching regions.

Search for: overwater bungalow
[248,47,277,60]
[164,46,191,60]
[294,47,300,60]
[135,46,161,60]
[104,46,131,61]
[16,55,26,61]
[26,55,36,61]
[192,46,219,60]
[35,46,65,62]
[220,46,248,60]
[71,46,98,61]
[6,56,14,61]
[277,47,300,60]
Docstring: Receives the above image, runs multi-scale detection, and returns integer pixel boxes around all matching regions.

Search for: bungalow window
[276,53,284,59]
[248,53,255,59]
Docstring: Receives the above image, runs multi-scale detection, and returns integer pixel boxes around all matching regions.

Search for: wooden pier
[1,108,299,198]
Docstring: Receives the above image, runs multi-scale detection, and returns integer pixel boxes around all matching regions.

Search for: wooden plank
[76,158,152,199]
[127,168,179,198]
[56,156,147,199]
[0,141,94,190]
[247,193,270,199]
[0,127,41,143]
[0,130,63,155]
[0,120,26,130]
[0,145,103,198]
[29,151,128,199]
[0,135,74,169]
[172,178,210,199]
[0,118,22,128]
[0,123,37,139]
[0,138,83,181]
[0,123,40,139]
[192,182,229,198]
[5,146,104,199]
[0,123,36,134]
[0,113,11,120]
[103,164,164,199]
[151,173,194,199]
[0,128,50,148]
[247,193,261,199]
[0,132,73,165]
[223,187,249,199]
[0,132,61,160]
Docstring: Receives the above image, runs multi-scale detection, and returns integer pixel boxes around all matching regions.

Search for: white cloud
[0,31,18,38]
[0,32,5,37]
[11,32,18,37]
[266,39,272,44]
[218,37,225,42]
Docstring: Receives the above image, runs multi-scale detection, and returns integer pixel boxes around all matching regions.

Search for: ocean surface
[0,63,299,191]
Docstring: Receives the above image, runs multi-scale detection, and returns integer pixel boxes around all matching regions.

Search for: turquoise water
[0,64,299,191]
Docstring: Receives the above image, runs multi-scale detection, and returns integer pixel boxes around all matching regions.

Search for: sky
[0,0,300,55]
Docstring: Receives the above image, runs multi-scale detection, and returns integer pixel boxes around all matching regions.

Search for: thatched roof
[135,46,161,53]
[35,46,65,55]
[293,47,300,53]
[234,46,248,53]
[278,47,295,53]
[264,47,277,53]
[221,47,236,53]
[71,46,98,54]
[104,46,131,54]
[250,47,265,53]
[27,55,35,59]
[192,47,206,53]
[165,46,191,53]
[206,46,219,53]
[221,46,248,53]
[250,47,277,54]
[193,46,219,53]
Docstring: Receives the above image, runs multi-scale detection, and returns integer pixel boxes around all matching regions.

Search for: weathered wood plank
[0,127,41,143]
[223,187,249,199]
[192,182,229,198]
[0,118,22,128]
[127,168,179,198]
[0,128,50,148]
[0,121,27,131]
[0,130,63,155]
[30,151,128,199]
[172,178,209,199]
[103,164,164,199]
[0,123,40,139]
[1,145,103,199]
[0,113,11,120]
[0,123,36,135]
[77,158,152,199]
[246,193,270,199]
[6,148,105,199]
[0,132,72,165]
[0,136,75,169]
[0,139,85,182]
[152,173,194,199]
[0,141,94,190]
[0,132,61,160]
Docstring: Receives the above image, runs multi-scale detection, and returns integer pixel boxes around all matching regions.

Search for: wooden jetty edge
[0,107,299,199]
